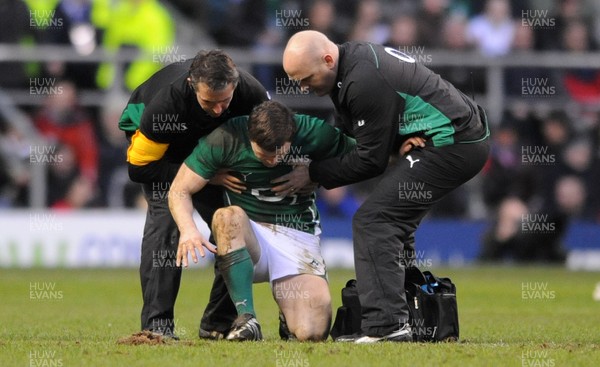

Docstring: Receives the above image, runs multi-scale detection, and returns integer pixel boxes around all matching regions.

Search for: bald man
[276,31,490,343]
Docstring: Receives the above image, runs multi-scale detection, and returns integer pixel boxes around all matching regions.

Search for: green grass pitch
[1,266,599,366]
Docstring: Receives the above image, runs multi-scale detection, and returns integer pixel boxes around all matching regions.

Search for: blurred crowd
[0,0,599,259]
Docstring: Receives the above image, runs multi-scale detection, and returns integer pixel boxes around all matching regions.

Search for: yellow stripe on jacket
[127,130,169,165]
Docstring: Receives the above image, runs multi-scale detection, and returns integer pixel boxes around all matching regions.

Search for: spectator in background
[97,99,129,207]
[46,144,96,209]
[0,117,31,207]
[535,0,593,50]
[576,104,600,136]
[480,196,527,261]
[204,0,290,91]
[554,175,587,220]
[505,23,555,97]
[416,0,449,48]
[436,14,487,94]
[534,110,573,199]
[53,0,99,88]
[251,0,289,91]
[479,188,568,263]
[478,106,576,263]
[539,111,572,153]
[96,0,175,91]
[560,19,600,104]
[347,0,389,44]
[558,139,600,219]
[512,19,536,51]
[481,111,537,210]
[33,80,99,186]
[306,0,347,44]
[0,154,12,208]
[466,0,516,57]
[384,15,419,49]
[330,0,360,28]
[207,0,259,46]
[442,15,470,50]
[24,0,99,89]
[478,103,600,262]
[24,0,65,44]
[0,0,34,88]
[29,0,100,89]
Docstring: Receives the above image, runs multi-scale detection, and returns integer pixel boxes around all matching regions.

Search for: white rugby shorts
[249,220,327,284]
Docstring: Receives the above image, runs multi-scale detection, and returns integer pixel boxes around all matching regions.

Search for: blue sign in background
[320,217,600,263]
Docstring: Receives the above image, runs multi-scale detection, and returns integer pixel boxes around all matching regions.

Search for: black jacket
[309,42,487,189]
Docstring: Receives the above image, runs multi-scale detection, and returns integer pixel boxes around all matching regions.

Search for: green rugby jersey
[184,114,355,234]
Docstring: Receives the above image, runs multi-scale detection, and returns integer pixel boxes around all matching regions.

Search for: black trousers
[139,182,235,333]
[353,140,489,335]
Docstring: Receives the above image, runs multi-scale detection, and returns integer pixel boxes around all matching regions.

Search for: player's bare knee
[292,323,329,341]
[212,206,248,255]
[307,279,332,309]
[291,300,331,341]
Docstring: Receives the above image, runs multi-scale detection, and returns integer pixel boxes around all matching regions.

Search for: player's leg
[191,184,237,340]
[198,268,237,339]
[210,205,262,341]
[349,141,489,343]
[273,274,331,341]
[139,183,181,339]
[250,221,330,341]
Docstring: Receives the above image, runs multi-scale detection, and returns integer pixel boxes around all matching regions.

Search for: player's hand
[296,181,319,195]
[176,230,217,268]
[271,165,314,196]
[400,137,426,156]
[209,169,246,194]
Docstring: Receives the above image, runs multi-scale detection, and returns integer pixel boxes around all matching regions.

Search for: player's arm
[169,163,216,268]
[306,116,357,158]
[271,116,356,195]
[170,129,231,266]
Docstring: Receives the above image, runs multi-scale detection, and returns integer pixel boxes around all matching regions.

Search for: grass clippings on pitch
[117,331,168,346]
[2,266,600,367]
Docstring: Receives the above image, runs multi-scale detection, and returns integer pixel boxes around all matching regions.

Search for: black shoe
[198,328,226,340]
[149,327,180,341]
[226,313,263,341]
[278,312,296,341]
[354,324,412,344]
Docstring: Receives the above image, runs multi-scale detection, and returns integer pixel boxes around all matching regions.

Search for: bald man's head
[283,31,339,96]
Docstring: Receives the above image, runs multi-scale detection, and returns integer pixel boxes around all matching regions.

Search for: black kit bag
[330,279,361,340]
[404,267,459,342]
[330,267,459,342]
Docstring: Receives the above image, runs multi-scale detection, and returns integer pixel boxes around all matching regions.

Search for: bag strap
[423,271,456,293]
[405,266,427,286]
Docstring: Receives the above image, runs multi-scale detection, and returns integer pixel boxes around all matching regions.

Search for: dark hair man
[119,50,269,339]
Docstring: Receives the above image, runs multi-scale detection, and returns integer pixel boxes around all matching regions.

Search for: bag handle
[423,271,456,293]
[405,266,427,285]
[423,271,441,286]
